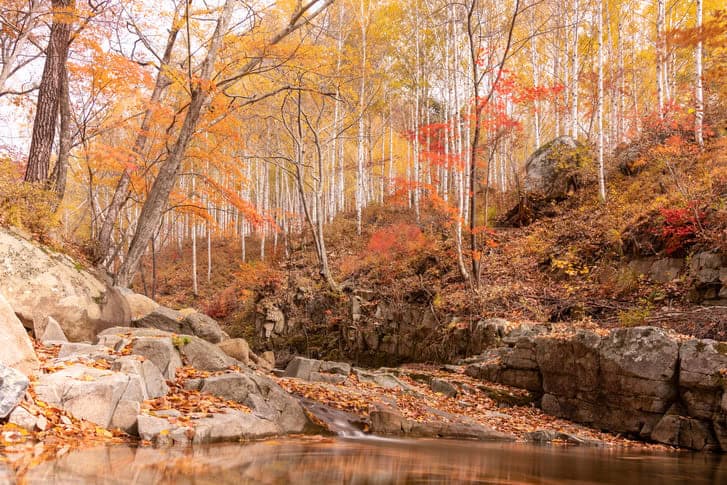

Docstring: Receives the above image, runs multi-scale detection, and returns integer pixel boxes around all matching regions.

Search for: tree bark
[694,0,704,147]
[25,0,74,183]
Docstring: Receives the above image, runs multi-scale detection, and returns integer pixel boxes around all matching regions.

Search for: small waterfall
[299,398,367,438]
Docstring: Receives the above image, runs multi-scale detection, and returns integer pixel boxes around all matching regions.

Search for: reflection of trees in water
[25,438,727,484]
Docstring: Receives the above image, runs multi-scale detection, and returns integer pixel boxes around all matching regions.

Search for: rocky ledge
[464,321,727,451]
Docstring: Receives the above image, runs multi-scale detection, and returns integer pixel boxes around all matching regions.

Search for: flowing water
[16,437,727,484]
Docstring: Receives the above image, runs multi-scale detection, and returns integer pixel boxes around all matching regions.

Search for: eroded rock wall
[465,325,727,451]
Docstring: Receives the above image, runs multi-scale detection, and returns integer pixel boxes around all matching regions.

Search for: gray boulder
[284,357,351,384]
[134,306,190,334]
[184,371,309,434]
[651,414,718,451]
[430,378,458,398]
[0,363,29,418]
[118,289,159,321]
[112,356,168,399]
[33,364,146,433]
[132,337,182,380]
[523,136,592,199]
[183,312,227,344]
[176,336,238,371]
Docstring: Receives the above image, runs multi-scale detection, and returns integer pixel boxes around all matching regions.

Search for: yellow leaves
[94,427,113,438]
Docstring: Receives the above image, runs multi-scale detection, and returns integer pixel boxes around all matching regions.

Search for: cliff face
[465,323,727,452]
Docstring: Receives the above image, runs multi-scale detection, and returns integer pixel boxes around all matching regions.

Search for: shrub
[0,158,58,239]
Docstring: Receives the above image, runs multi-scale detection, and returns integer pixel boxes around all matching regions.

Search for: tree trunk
[25,0,74,183]
[597,0,606,201]
[694,0,704,147]
[49,63,71,207]
[115,0,233,287]
[96,11,181,265]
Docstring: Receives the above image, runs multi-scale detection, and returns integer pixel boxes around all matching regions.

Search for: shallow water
[19,437,727,484]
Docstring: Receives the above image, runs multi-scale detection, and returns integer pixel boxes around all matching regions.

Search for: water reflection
[24,437,727,484]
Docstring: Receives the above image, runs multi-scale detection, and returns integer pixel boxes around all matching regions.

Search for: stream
[16,436,727,484]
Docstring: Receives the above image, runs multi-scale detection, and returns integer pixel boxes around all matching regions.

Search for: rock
[34,315,68,344]
[193,409,280,443]
[8,406,37,432]
[0,363,29,418]
[0,228,130,342]
[130,336,183,380]
[369,404,409,434]
[184,371,309,434]
[524,429,602,446]
[218,338,251,365]
[678,339,727,420]
[134,306,190,334]
[535,330,601,424]
[119,289,159,321]
[110,400,141,434]
[470,318,515,353]
[0,292,40,375]
[58,343,113,360]
[137,415,175,442]
[176,336,238,371]
[649,258,683,283]
[112,356,168,399]
[369,404,514,441]
[261,351,275,368]
[183,312,227,344]
[523,136,591,200]
[319,361,351,376]
[651,415,718,451]
[354,369,414,391]
[430,378,458,398]
[283,357,319,380]
[598,327,679,421]
[690,251,723,284]
[34,364,146,431]
[257,300,286,339]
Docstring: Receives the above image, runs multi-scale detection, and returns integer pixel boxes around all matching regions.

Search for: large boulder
[184,371,309,434]
[0,228,130,342]
[523,136,592,200]
[0,291,40,375]
[33,364,147,434]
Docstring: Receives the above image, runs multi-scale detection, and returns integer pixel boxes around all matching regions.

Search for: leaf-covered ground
[276,364,671,451]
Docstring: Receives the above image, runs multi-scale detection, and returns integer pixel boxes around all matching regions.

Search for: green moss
[715,342,727,356]
[172,335,192,349]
